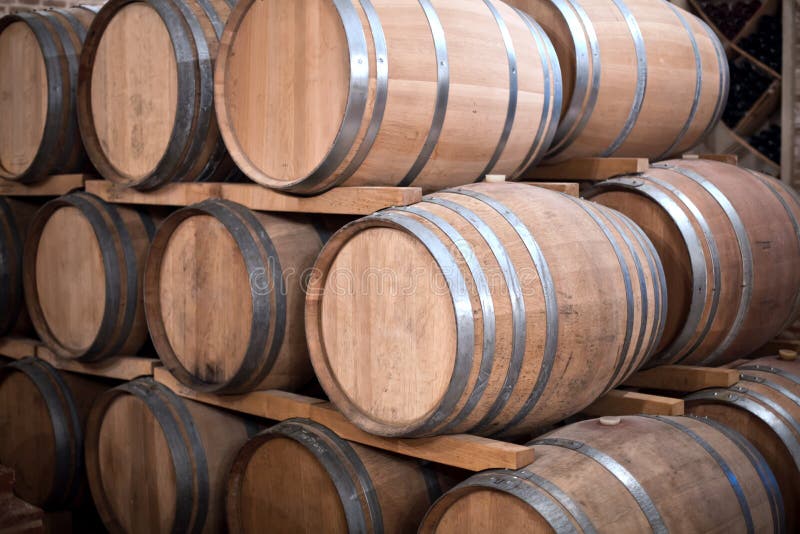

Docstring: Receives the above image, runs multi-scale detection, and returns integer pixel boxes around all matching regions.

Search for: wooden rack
[519,157,648,182]
[0,174,91,197]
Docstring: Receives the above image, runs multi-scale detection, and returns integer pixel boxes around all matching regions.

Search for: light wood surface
[521,157,649,181]
[623,364,739,391]
[0,174,89,197]
[686,355,800,531]
[227,419,462,533]
[85,180,423,215]
[523,182,579,196]
[36,346,158,382]
[508,0,726,163]
[23,193,156,361]
[307,182,666,437]
[0,8,96,182]
[0,358,108,509]
[154,367,534,471]
[79,0,238,189]
[582,389,685,417]
[421,415,779,533]
[216,0,561,194]
[589,159,800,365]
[0,198,37,336]
[146,200,324,393]
[85,378,253,534]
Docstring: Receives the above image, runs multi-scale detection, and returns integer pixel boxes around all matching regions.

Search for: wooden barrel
[306,182,666,437]
[85,377,257,534]
[420,415,782,533]
[507,0,727,163]
[226,418,458,533]
[77,0,239,190]
[0,357,108,510]
[0,6,99,182]
[144,199,325,394]
[686,354,800,531]
[0,197,38,336]
[587,159,800,366]
[215,0,562,195]
[23,192,156,362]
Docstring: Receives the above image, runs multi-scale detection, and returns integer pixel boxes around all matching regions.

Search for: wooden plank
[153,367,324,421]
[37,346,158,381]
[720,358,753,369]
[86,180,423,215]
[518,158,649,182]
[154,368,535,471]
[582,389,684,417]
[523,181,580,196]
[623,365,739,392]
[0,338,39,360]
[683,153,739,165]
[780,0,796,184]
[0,174,89,196]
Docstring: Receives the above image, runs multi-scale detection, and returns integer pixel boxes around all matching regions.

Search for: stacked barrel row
[0,0,727,191]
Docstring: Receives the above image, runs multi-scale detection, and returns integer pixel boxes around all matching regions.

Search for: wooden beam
[0,338,39,360]
[582,389,684,417]
[86,180,423,215]
[37,346,158,381]
[154,368,535,471]
[523,182,580,196]
[682,154,739,165]
[518,158,649,182]
[0,174,89,196]
[623,365,739,392]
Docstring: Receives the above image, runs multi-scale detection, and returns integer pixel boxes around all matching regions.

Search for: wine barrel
[78,0,239,190]
[227,418,458,533]
[686,354,800,531]
[587,159,800,366]
[507,0,727,163]
[23,192,156,362]
[144,199,325,394]
[0,357,108,510]
[0,197,37,336]
[215,0,562,195]
[306,182,666,437]
[420,415,782,533]
[0,6,99,182]
[85,377,257,534]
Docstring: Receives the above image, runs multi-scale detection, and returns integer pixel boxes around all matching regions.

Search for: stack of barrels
[1,0,800,533]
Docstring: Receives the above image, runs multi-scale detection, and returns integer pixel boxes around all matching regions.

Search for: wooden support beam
[683,153,739,165]
[86,180,423,215]
[0,338,39,360]
[154,368,535,471]
[523,182,580,196]
[582,389,684,417]
[518,158,649,182]
[623,365,739,392]
[37,346,158,381]
[0,174,89,196]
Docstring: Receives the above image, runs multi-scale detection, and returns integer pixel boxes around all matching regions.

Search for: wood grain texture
[37,345,158,382]
[508,0,726,163]
[85,378,253,534]
[686,354,800,531]
[521,157,649,181]
[582,389,685,416]
[79,0,238,189]
[624,364,739,391]
[85,180,423,215]
[215,0,560,194]
[421,416,779,534]
[307,182,666,437]
[227,419,462,533]
[0,174,89,197]
[588,159,800,365]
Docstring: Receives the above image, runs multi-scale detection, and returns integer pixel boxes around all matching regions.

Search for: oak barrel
[306,182,666,437]
[0,6,99,182]
[507,0,728,163]
[85,377,257,534]
[215,0,562,194]
[420,415,782,533]
[226,418,457,533]
[78,0,239,190]
[587,159,800,366]
[23,192,157,362]
[0,357,108,510]
[687,354,800,531]
[145,199,325,394]
[0,197,37,336]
